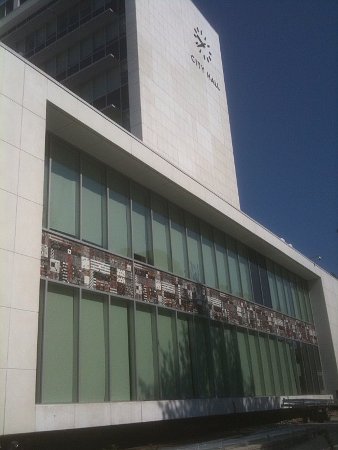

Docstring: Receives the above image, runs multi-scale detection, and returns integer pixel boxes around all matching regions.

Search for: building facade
[0,0,337,439]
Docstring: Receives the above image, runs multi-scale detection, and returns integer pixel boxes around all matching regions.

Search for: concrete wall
[0,44,337,437]
[126,0,240,208]
[0,45,46,435]
[310,273,338,396]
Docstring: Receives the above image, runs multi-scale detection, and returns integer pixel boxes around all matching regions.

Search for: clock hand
[197,42,206,48]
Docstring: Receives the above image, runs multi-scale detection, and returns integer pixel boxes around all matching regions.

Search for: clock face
[194,27,212,63]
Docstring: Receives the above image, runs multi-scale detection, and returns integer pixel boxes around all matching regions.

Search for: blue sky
[193,0,338,276]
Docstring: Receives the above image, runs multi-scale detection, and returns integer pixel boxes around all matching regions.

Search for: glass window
[289,274,301,319]
[214,230,231,293]
[200,223,217,289]
[248,331,264,396]
[176,314,193,398]
[275,265,288,315]
[266,260,280,311]
[157,311,177,399]
[109,300,131,401]
[227,238,242,298]
[210,321,227,397]
[313,346,324,393]
[224,327,242,396]
[186,214,204,283]
[297,280,309,322]
[303,283,314,323]
[288,341,301,394]
[277,339,291,394]
[295,342,307,394]
[268,336,283,395]
[50,139,79,236]
[41,284,75,403]
[191,318,213,397]
[249,251,263,304]
[282,269,295,317]
[237,328,254,396]
[132,184,151,263]
[302,344,314,394]
[258,256,272,308]
[82,157,106,247]
[237,243,253,301]
[169,205,189,278]
[108,170,131,257]
[79,292,108,402]
[258,334,275,395]
[135,305,157,400]
[152,195,171,272]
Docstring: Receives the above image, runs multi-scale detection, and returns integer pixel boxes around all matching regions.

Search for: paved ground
[155,422,338,450]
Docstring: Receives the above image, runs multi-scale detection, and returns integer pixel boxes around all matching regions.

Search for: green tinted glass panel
[296,280,307,322]
[201,223,217,288]
[211,322,227,397]
[192,318,212,397]
[282,270,295,317]
[224,327,242,395]
[275,266,288,315]
[177,315,193,398]
[50,140,79,236]
[237,329,254,396]
[289,274,301,319]
[132,185,151,263]
[79,293,107,402]
[42,284,74,403]
[285,341,298,395]
[258,334,275,395]
[268,337,283,395]
[277,339,291,394]
[158,311,177,399]
[109,301,130,401]
[169,205,189,278]
[248,332,264,396]
[186,214,204,283]
[266,260,280,311]
[136,306,157,400]
[237,243,253,301]
[313,346,324,393]
[108,170,131,257]
[227,238,242,298]
[303,284,314,323]
[152,195,171,272]
[214,230,231,293]
[82,158,106,246]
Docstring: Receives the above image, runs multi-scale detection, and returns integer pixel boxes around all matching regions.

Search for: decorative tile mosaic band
[41,231,317,345]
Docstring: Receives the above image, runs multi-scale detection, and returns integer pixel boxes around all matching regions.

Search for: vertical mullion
[36,279,47,403]
[76,287,82,402]
[224,235,232,294]
[154,306,161,399]
[172,310,180,398]
[183,211,190,280]
[79,152,83,240]
[106,294,111,401]
[148,191,154,266]
[131,300,137,399]
[167,201,173,274]
[212,228,220,290]
[234,240,244,299]
[198,220,205,285]
[105,166,109,250]
[47,141,52,229]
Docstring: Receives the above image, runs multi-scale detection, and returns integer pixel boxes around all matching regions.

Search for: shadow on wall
[150,322,281,421]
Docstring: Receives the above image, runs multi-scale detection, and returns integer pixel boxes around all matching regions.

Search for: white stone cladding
[126,0,240,208]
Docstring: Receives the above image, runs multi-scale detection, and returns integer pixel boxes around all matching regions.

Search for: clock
[193,27,212,63]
